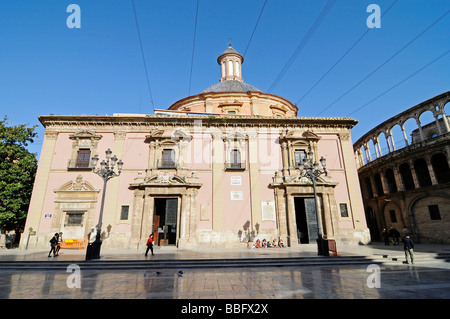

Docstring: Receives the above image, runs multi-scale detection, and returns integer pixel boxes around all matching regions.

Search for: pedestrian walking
[382,228,390,245]
[145,234,154,256]
[403,234,414,264]
[48,233,59,257]
[56,232,63,255]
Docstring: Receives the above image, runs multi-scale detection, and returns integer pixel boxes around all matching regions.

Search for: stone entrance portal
[153,197,178,246]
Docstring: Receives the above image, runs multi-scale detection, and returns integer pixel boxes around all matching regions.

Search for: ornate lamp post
[298,148,328,256]
[86,148,123,260]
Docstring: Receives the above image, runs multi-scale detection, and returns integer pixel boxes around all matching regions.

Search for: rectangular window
[389,210,397,223]
[294,149,306,167]
[230,149,241,168]
[428,205,441,220]
[120,205,129,220]
[161,149,175,167]
[76,149,91,168]
[65,212,84,226]
[339,203,349,217]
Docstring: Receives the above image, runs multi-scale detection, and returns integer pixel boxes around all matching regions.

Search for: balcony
[157,159,177,169]
[225,162,245,170]
[67,159,92,170]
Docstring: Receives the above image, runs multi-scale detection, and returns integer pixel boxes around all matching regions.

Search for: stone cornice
[38,114,358,131]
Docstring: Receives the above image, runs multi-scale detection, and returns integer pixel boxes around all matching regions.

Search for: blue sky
[1,0,449,159]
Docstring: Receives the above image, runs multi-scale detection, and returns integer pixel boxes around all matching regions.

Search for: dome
[201,80,261,93]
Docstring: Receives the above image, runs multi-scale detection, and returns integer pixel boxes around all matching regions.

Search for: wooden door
[153,215,160,245]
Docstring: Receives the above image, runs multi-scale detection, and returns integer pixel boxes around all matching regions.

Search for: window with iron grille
[339,203,349,217]
[230,149,241,168]
[76,149,91,168]
[161,149,175,167]
[294,149,306,167]
[120,205,129,220]
[65,212,84,226]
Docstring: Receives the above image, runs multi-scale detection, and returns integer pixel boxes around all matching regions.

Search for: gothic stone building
[354,91,450,244]
[21,46,369,250]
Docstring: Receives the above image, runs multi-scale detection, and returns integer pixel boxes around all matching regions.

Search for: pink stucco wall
[222,172,251,231]
[122,133,149,169]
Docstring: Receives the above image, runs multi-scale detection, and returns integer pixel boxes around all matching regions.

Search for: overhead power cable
[132,0,155,111]
[244,0,268,57]
[346,49,450,117]
[188,0,200,96]
[267,0,337,93]
[316,9,450,116]
[295,0,399,105]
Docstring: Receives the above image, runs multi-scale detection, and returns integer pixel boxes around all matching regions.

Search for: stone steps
[370,252,450,264]
[1,253,448,271]
[0,255,380,271]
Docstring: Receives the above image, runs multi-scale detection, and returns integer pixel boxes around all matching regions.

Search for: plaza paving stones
[1,264,450,299]
[1,243,450,299]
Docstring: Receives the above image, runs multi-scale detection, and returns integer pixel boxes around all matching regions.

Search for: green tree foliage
[0,116,38,231]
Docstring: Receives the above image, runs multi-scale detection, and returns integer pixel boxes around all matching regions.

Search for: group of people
[249,238,285,249]
[48,232,63,257]
[382,227,401,246]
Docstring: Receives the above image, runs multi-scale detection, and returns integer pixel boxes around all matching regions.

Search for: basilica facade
[21,45,369,250]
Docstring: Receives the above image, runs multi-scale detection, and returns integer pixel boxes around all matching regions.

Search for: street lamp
[86,149,123,260]
[298,147,328,256]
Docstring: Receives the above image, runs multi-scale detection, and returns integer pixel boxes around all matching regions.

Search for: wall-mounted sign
[230,176,242,185]
[261,201,276,221]
[230,191,243,201]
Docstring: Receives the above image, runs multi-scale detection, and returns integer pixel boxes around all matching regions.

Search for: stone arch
[402,117,417,145]
[376,131,390,156]
[414,109,435,142]
[390,123,405,150]
[399,162,415,190]
[413,158,432,187]
[373,172,384,196]
[384,168,397,193]
[364,176,374,199]
[431,152,450,184]
[368,138,377,160]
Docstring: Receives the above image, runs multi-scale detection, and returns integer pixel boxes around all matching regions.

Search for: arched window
[431,153,450,184]
[399,163,415,190]
[414,158,432,187]
[385,168,397,193]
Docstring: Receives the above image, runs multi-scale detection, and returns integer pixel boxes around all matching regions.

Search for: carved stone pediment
[69,130,102,142]
[130,171,202,190]
[145,172,186,184]
[280,130,321,142]
[145,128,192,142]
[55,175,98,193]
